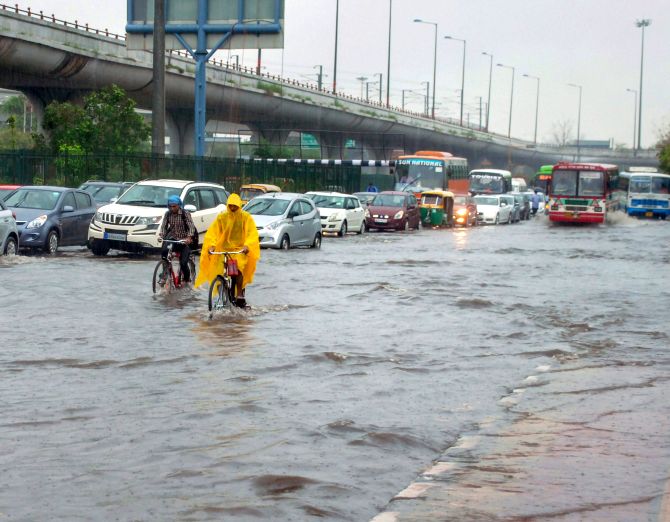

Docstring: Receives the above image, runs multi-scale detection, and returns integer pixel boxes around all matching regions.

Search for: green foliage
[42,85,150,154]
[257,81,283,96]
[658,123,670,173]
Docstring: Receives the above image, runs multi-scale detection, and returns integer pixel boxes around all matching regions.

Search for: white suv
[87,179,228,255]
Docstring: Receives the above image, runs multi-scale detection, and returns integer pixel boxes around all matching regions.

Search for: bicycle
[152,239,196,294]
[207,249,245,312]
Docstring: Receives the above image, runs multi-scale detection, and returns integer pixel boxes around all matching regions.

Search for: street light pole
[376,72,383,103]
[496,63,515,138]
[356,76,368,99]
[523,73,540,145]
[333,0,339,94]
[386,0,392,107]
[421,81,430,116]
[636,19,651,151]
[445,36,466,126]
[626,88,638,154]
[568,83,582,161]
[414,19,438,119]
[482,52,493,132]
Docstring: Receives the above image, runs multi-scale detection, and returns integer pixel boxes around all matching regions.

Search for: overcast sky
[12,0,669,147]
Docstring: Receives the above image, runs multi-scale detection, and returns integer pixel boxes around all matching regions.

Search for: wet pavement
[1,214,669,521]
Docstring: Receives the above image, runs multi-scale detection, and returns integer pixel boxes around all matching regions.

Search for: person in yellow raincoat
[194,193,260,307]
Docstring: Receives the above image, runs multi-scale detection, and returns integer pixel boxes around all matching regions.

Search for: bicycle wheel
[152,260,172,294]
[187,257,196,284]
[208,275,230,311]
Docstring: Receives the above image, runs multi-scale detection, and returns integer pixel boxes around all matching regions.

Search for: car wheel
[45,230,59,255]
[3,236,17,256]
[279,234,290,250]
[495,214,499,225]
[338,220,348,237]
[403,220,409,231]
[91,241,110,256]
[312,233,322,249]
[507,213,512,224]
[357,220,365,234]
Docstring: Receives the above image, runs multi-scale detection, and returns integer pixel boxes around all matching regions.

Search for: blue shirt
[531,194,541,208]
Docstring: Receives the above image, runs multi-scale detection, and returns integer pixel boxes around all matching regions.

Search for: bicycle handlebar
[209,249,246,255]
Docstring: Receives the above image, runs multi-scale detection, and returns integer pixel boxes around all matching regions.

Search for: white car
[305,191,366,236]
[474,195,513,225]
[87,179,228,255]
[0,199,19,255]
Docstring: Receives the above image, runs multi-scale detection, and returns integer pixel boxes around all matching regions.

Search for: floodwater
[1,215,669,521]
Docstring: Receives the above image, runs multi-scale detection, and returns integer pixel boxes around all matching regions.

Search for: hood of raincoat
[227,193,243,209]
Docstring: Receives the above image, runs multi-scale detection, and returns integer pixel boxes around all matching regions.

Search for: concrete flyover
[0,5,658,173]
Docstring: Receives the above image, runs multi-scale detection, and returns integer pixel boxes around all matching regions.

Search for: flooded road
[1,216,669,521]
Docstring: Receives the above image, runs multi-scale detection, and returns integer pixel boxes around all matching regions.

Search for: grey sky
[12,0,669,148]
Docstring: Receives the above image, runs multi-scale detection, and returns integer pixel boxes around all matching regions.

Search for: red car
[365,191,421,231]
[452,193,478,226]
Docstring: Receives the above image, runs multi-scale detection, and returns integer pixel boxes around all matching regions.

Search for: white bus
[619,168,670,219]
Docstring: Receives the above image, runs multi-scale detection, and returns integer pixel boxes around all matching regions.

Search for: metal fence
[0,151,396,194]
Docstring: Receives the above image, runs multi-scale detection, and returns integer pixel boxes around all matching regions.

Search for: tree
[551,119,574,147]
[42,85,150,154]
[657,122,670,173]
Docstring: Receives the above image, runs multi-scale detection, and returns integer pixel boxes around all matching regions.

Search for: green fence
[0,151,394,194]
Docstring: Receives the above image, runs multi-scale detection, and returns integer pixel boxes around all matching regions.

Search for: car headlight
[94,211,103,223]
[394,210,404,220]
[266,219,287,230]
[456,208,467,216]
[26,215,47,229]
[137,216,162,226]
[327,213,342,222]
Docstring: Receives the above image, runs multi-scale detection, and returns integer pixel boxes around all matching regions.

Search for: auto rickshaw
[419,190,455,227]
[239,183,282,205]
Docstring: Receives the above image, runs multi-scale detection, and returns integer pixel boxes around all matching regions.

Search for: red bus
[548,162,620,224]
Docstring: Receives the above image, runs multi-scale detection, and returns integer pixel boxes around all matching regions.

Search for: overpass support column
[249,127,290,157]
[22,91,46,133]
[167,110,195,156]
[318,132,343,160]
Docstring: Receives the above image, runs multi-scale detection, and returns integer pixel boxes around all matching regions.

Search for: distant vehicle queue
[0,154,665,257]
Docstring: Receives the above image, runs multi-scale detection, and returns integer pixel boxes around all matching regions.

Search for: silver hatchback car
[0,199,19,255]
[244,193,322,249]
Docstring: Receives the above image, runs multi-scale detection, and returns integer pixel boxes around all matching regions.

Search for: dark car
[452,193,478,227]
[365,191,421,231]
[78,180,134,206]
[4,186,97,254]
[513,193,531,220]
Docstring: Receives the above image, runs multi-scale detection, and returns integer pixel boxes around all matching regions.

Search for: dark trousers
[161,242,192,282]
[531,207,539,216]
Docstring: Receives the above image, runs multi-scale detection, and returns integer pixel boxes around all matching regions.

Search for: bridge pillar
[167,110,195,156]
[318,132,343,160]
[22,91,46,132]
[247,127,291,157]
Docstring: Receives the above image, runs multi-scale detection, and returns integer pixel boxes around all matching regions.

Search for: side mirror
[500,202,507,207]
[184,204,197,213]
[110,197,118,203]
[62,205,75,212]
[288,209,300,219]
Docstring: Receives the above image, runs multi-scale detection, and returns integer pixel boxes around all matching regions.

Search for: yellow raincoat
[194,193,260,290]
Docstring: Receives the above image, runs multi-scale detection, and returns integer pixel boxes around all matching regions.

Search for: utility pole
[151,0,166,155]
[636,19,651,151]
[333,0,339,93]
[386,0,392,107]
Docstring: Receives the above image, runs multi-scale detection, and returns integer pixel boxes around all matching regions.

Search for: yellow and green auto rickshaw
[239,183,282,205]
[419,190,455,227]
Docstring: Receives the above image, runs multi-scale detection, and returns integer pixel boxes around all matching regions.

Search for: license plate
[375,218,388,223]
[104,232,126,241]
[564,212,578,219]
[645,212,653,217]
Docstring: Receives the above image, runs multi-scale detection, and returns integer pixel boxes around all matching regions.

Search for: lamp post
[496,62,515,138]
[568,83,582,161]
[230,54,239,69]
[386,0,392,107]
[365,80,379,102]
[333,0,339,93]
[626,88,638,154]
[522,73,540,145]
[414,19,438,119]
[445,35,466,126]
[314,65,324,90]
[636,19,651,151]
[482,52,493,132]
[376,72,383,103]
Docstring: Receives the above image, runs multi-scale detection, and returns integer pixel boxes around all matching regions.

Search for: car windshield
[371,194,405,207]
[0,188,17,200]
[4,189,60,210]
[469,174,504,193]
[245,198,290,216]
[474,197,498,205]
[240,188,262,200]
[310,195,345,208]
[116,184,181,207]
[81,184,124,203]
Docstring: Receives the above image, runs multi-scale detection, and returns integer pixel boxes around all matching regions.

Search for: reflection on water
[1,218,669,520]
